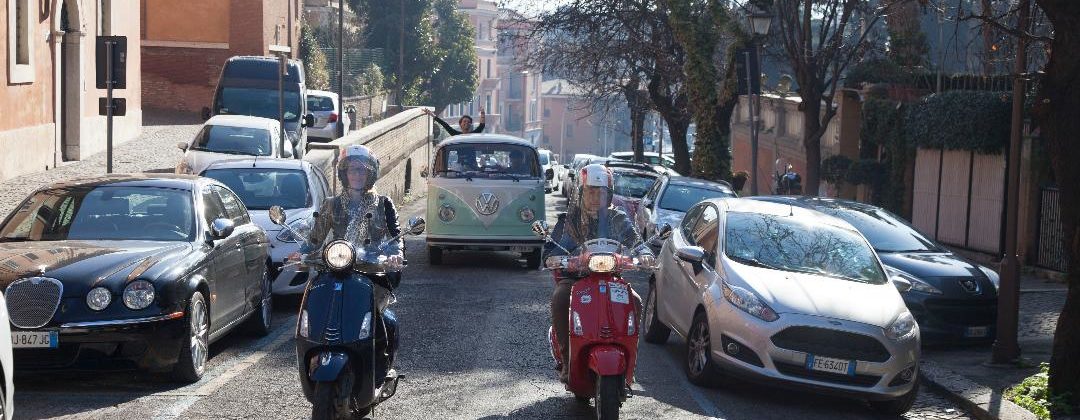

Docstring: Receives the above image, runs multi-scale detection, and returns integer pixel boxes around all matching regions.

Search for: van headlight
[587,254,617,272]
[886,267,942,295]
[438,204,456,223]
[722,280,778,322]
[123,280,155,310]
[323,241,354,270]
[885,312,917,342]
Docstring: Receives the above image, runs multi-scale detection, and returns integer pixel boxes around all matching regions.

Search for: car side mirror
[303,113,315,128]
[201,107,211,121]
[210,218,235,240]
[406,216,426,235]
[676,245,705,264]
[891,277,913,293]
[176,142,189,152]
[531,220,550,238]
[545,168,555,181]
[268,205,287,225]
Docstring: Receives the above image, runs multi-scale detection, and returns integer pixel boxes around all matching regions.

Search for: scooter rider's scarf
[341,191,388,252]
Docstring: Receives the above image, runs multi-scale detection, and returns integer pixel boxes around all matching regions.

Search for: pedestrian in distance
[424,108,486,136]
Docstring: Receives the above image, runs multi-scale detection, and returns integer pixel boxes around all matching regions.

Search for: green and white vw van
[426,134,551,268]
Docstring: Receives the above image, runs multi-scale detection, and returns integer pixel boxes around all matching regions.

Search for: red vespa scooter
[531,220,671,419]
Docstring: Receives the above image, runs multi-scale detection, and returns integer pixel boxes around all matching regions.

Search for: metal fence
[1036,187,1069,272]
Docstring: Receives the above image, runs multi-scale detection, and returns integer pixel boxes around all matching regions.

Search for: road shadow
[477,395,594,419]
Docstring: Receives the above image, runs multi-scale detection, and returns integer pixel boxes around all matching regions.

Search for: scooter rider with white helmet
[545,163,655,382]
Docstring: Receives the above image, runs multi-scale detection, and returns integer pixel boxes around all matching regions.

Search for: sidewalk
[0,111,202,218]
[921,273,1073,420]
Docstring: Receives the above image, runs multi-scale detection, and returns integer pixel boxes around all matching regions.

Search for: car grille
[5,277,64,329]
[771,326,891,363]
[923,298,997,326]
[775,361,882,388]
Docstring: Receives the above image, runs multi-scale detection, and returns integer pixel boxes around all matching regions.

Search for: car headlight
[438,204,456,223]
[323,241,354,270]
[886,267,942,295]
[86,287,112,311]
[588,254,617,272]
[721,280,778,322]
[519,206,535,222]
[358,311,372,340]
[885,312,917,342]
[123,280,155,310]
[978,265,1000,292]
[299,309,310,338]
[276,218,312,243]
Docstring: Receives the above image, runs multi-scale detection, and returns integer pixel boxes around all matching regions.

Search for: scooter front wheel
[311,382,353,420]
[594,375,622,420]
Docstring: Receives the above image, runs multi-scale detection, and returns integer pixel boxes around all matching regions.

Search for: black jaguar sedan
[0,174,272,382]
[753,196,1000,344]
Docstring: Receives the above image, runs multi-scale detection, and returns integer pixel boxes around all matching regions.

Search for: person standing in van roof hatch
[424,108,485,135]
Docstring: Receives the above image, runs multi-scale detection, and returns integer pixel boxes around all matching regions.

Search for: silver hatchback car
[644,198,921,415]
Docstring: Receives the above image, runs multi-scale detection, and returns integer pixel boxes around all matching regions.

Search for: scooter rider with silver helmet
[546,163,655,382]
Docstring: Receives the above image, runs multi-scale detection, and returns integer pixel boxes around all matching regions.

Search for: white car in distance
[176,115,292,175]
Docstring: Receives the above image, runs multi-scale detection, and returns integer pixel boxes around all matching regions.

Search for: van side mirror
[201,107,211,121]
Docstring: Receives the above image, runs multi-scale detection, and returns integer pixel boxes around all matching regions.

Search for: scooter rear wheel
[594,375,622,420]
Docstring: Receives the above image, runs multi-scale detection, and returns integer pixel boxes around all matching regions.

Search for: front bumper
[904,293,997,343]
[426,235,544,252]
[307,122,342,141]
[708,308,920,401]
[13,313,187,372]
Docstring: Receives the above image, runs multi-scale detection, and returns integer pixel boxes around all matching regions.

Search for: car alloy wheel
[190,296,209,375]
[688,321,709,376]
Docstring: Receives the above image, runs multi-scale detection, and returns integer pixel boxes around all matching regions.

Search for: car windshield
[813,204,943,253]
[612,172,656,198]
[307,95,335,112]
[0,186,196,242]
[659,184,736,212]
[203,168,311,210]
[724,212,886,284]
[434,143,540,179]
[190,125,273,156]
[217,87,301,121]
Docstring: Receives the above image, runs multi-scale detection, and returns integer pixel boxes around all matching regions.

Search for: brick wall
[142,47,231,113]
[304,108,433,205]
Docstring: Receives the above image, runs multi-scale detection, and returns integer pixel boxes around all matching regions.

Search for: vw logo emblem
[475,192,500,215]
[959,279,981,294]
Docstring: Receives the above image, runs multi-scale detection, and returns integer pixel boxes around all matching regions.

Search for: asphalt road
[13,194,974,420]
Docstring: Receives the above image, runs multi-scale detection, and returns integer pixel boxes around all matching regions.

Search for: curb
[920,359,1039,420]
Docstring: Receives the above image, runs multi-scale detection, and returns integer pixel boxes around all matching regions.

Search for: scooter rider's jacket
[544,206,652,279]
[302,192,403,289]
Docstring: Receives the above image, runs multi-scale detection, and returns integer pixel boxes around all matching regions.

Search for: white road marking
[655,348,728,419]
[152,318,295,420]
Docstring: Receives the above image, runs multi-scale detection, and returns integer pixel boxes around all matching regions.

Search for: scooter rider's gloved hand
[386,254,404,271]
[545,256,565,270]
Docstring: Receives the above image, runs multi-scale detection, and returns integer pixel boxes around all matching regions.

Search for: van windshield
[217,88,301,122]
[434,144,540,179]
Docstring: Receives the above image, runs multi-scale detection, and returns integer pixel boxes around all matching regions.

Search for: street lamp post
[746,5,772,196]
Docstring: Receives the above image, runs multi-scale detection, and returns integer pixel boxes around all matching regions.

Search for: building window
[485,95,492,114]
[530,98,538,121]
[98,0,112,36]
[486,60,491,79]
[543,108,550,117]
[7,0,35,83]
[565,124,573,138]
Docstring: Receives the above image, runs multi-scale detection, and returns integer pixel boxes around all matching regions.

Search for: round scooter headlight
[587,254,617,273]
[323,241,355,270]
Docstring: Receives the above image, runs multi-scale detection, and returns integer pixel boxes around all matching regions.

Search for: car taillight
[328,113,338,123]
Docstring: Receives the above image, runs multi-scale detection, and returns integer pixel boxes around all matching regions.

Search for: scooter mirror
[269,205,287,225]
[531,220,550,238]
[407,216,426,235]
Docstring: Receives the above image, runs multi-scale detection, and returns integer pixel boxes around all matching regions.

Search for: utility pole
[992,0,1029,364]
[338,0,345,117]
[746,48,759,196]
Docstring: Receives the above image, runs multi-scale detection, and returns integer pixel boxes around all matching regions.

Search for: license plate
[12,331,58,349]
[805,354,855,376]
[964,326,989,338]
[510,246,533,253]
[609,283,629,305]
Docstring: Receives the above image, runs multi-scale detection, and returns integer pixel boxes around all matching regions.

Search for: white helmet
[579,164,613,190]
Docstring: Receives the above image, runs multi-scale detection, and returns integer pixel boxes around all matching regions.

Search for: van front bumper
[426,236,544,252]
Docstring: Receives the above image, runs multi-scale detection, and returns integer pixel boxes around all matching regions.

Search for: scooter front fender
[308,351,350,382]
[587,345,627,377]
